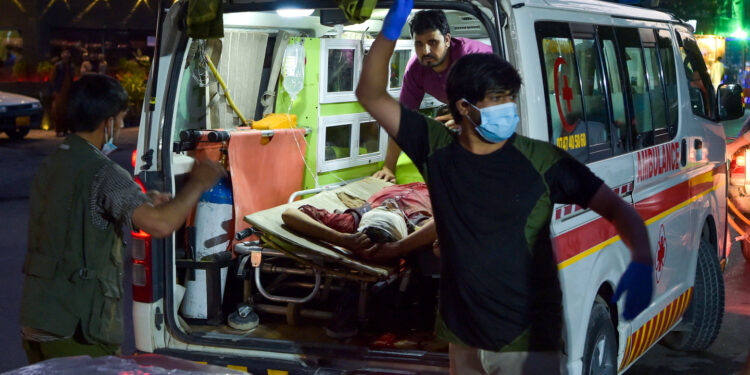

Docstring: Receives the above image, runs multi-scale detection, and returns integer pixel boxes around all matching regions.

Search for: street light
[731,28,748,39]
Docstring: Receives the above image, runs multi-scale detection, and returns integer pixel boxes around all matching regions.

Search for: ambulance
[132,0,745,374]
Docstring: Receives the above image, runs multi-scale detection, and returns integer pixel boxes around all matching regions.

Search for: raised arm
[588,184,654,320]
[355,0,413,138]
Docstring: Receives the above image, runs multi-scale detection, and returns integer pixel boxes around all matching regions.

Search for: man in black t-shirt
[356,1,654,373]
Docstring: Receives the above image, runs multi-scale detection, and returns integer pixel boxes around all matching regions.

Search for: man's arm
[588,185,653,264]
[355,0,413,139]
[587,184,654,320]
[281,207,372,251]
[131,158,224,238]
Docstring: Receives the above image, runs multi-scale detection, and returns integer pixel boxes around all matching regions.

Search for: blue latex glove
[381,0,413,40]
[612,261,654,320]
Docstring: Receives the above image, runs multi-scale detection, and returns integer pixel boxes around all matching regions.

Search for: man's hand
[146,190,172,206]
[339,232,373,252]
[436,113,459,131]
[360,241,403,263]
[189,158,226,190]
[612,261,654,320]
[373,166,396,183]
[381,0,414,41]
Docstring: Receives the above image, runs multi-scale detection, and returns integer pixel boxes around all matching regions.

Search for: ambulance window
[641,29,668,140]
[535,21,588,163]
[597,26,629,153]
[324,123,352,161]
[359,121,380,155]
[615,27,654,149]
[658,29,679,137]
[327,48,355,93]
[318,114,389,172]
[573,31,612,160]
[389,49,411,89]
[675,28,715,119]
[320,39,362,103]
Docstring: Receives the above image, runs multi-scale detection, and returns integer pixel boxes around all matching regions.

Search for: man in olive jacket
[20,74,225,362]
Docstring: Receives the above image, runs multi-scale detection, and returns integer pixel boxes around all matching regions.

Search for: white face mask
[102,121,117,155]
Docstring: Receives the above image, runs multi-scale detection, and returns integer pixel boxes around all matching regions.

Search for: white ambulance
[132,0,745,374]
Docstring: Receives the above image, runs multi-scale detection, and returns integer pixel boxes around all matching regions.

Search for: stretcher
[239,177,401,324]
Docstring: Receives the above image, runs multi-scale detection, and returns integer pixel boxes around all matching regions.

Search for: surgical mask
[102,122,117,155]
[464,100,519,143]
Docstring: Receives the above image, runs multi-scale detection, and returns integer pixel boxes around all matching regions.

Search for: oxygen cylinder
[282,40,305,102]
[181,177,234,319]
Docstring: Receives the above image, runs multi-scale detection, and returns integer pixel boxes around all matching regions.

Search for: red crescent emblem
[553,57,576,133]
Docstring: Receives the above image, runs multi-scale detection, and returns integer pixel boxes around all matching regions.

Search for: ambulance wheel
[5,128,29,140]
[742,239,750,262]
[662,239,724,351]
[582,296,617,375]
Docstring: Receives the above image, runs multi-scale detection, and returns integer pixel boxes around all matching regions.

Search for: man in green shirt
[21,74,225,363]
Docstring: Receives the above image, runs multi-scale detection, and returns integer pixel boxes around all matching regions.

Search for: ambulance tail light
[131,229,154,303]
[131,174,155,303]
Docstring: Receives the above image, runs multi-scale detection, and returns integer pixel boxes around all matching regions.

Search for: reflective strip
[619,288,694,370]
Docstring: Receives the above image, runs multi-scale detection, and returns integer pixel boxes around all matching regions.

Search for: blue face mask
[464,100,520,143]
[102,122,117,156]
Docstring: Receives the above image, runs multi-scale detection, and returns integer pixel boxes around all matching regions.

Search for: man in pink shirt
[373,9,492,182]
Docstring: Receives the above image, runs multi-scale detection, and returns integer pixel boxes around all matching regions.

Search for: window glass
[676,28,715,119]
[644,42,667,133]
[359,121,380,155]
[616,27,653,148]
[327,49,355,92]
[598,26,628,152]
[536,22,587,162]
[574,37,611,149]
[324,124,352,161]
[658,29,678,134]
[389,50,411,89]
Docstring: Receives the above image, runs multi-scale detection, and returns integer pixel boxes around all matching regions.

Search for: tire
[662,238,724,351]
[742,239,750,262]
[582,296,617,375]
[5,127,30,140]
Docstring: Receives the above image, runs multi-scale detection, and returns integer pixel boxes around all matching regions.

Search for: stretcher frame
[239,177,400,324]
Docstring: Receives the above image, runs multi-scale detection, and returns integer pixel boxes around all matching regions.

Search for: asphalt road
[0,113,748,373]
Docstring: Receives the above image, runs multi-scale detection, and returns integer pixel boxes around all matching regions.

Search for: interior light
[276,8,314,17]
[731,28,748,39]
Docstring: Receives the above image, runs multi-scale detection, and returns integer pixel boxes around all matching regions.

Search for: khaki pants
[449,343,562,375]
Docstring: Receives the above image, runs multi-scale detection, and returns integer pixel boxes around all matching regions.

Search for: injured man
[281,182,439,339]
[281,182,438,263]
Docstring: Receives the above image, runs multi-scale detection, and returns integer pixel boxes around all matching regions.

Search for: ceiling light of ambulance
[276,8,314,17]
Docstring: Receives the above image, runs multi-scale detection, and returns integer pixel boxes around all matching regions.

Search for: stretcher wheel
[742,239,750,262]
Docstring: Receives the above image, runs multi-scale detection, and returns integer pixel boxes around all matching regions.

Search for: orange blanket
[228,127,307,242]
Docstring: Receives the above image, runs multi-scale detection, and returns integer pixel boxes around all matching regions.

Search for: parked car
[0,90,43,140]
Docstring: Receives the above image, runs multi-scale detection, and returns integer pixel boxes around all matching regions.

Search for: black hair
[409,10,450,37]
[446,53,522,122]
[66,74,128,133]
